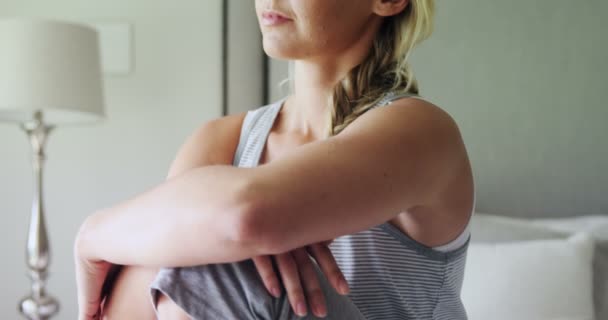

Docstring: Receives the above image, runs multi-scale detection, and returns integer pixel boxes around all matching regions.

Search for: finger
[309,243,350,295]
[292,248,327,318]
[252,255,282,298]
[77,287,102,320]
[275,252,308,317]
[78,301,101,320]
[320,239,334,246]
[75,259,112,320]
[78,290,103,319]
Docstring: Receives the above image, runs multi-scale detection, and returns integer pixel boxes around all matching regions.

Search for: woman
[75,0,475,319]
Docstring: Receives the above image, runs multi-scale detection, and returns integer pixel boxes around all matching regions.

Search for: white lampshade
[0,18,105,124]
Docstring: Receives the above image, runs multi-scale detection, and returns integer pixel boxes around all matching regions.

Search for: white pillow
[462,232,595,320]
[530,215,608,320]
[470,213,568,243]
[530,215,608,241]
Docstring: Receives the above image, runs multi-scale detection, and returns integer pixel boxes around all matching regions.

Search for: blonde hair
[272,1,429,137]
[323,0,435,136]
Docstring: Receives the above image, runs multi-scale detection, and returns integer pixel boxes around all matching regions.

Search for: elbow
[228,183,284,255]
[231,203,285,256]
[74,217,92,260]
[74,210,104,261]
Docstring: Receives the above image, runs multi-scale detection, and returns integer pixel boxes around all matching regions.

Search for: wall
[226,0,265,114]
[269,0,608,218]
[0,0,222,318]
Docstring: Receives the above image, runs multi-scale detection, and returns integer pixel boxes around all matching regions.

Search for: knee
[156,293,192,320]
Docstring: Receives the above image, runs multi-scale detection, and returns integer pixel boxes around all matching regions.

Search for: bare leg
[101,266,158,320]
[157,294,192,320]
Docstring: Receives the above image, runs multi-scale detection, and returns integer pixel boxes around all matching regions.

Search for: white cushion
[462,232,595,320]
[471,213,608,319]
[530,215,608,241]
[470,213,567,243]
[530,216,608,320]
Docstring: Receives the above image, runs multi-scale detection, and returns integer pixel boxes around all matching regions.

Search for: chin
[262,38,306,60]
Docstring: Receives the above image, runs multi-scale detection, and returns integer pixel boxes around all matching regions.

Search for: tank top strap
[232,99,285,168]
[233,92,419,167]
[373,91,420,109]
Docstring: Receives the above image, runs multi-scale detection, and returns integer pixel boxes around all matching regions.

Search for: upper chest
[258,132,315,166]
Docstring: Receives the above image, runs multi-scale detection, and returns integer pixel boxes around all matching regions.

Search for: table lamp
[0,18,105,320]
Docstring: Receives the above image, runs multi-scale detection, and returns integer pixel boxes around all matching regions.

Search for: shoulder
[370,97,474,244]
[371,95,468,179]
[166,100,284,179]
[344,94,473,208]
[382,96,456,125]
[346,96,463,149]
[347,96,474,246]
[166,111,248,179]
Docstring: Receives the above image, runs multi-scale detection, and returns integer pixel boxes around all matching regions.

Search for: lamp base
[18,112,59,320]
[19,294,59,320]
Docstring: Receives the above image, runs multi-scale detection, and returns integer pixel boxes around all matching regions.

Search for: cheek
[297,4,350,50]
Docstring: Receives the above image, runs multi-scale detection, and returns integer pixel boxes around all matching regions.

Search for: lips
[261,10,292,26]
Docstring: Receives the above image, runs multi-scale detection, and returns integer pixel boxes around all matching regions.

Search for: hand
[75,255,112,319]
[74,224,113,320]
[252,240,349,318]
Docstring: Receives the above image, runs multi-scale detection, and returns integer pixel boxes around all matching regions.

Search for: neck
[282,19,382,139]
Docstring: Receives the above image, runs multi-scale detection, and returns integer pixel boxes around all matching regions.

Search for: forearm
[76,165,260,268]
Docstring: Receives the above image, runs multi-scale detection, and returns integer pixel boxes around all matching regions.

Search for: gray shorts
[149,259,366,320]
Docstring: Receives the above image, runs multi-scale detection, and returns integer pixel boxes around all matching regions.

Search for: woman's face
[255,0,377,60]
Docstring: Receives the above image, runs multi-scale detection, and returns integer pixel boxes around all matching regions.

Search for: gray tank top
[232,92,469,320]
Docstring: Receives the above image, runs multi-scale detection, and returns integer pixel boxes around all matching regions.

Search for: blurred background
[0,0,606,319]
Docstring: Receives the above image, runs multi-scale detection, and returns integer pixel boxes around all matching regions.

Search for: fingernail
[315,302,327,317]
[271,287,281,298]
[297,302,307,316]
[339,279,350,295]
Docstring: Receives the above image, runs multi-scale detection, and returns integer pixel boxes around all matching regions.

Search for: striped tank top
[233,92,472,320]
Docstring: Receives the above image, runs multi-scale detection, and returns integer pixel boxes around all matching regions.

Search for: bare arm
[78,164,258,266]
[77,112,249,267]
[90,110,346,318]
[77,98,469,267]
[243,98,470,253]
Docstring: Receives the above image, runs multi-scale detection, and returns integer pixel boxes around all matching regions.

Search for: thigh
[157,293,192,320]
[101,265,158,320]
[150,259,366,320]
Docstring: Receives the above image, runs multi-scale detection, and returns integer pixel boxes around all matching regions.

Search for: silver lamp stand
[0,18,106,320]
[18,111,59,320]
